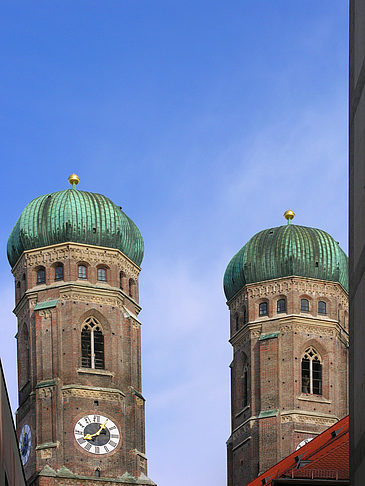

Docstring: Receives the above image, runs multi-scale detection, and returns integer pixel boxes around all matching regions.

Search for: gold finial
[284,209,295,224]
[68,173,80,187]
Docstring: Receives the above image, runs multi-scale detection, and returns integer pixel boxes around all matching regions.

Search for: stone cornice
[13,282,141,317]
[12,241,141,276]
[228,275,348,310]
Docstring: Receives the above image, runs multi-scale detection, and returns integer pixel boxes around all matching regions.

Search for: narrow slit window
[129,278,135,298]
[235,315,239,332]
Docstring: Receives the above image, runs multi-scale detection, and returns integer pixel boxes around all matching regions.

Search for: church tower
[224,211,348,486]
[8,175,155,486]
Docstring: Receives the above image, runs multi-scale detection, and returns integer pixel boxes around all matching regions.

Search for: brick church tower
[7,175,156,486]
[223,211,348,486]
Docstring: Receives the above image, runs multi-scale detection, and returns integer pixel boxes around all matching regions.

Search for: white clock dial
[74,414,120,455]
[19,424,31,465]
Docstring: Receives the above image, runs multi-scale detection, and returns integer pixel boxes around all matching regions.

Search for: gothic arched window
[242,362,249,408]
[277,298,286,313]
[81,317,105,369]
[301,298,309,312]
[128,278,135,298]
[120,271,125,290]
[301,346,322,395]
[318,301,327,315]
[235,314,239,332]
[259,302,268,316]
[37,267,46,284]
[243,305,248,324]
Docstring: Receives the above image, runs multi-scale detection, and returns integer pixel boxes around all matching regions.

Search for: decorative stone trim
[62,384,125,401]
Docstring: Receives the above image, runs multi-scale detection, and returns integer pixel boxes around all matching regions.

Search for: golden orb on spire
[68,174,80,186]
[284,209,295,223]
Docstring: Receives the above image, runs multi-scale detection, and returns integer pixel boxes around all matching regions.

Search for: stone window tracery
[81,317,105,369]
[301,346,322,395]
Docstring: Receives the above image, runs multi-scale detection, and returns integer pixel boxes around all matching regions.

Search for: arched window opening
[120,271,125,290]
[55,263,64,281]
[318,301,327,315]
[242,364,249,408]
[95,469,101,478]
[19,325,30,387]
[243,305,248,324]
[301,298,309,312]
[128,278,135,298]
[302,346,322,395]
[235,315,239,332]
[97,268,107,282]
[78,265,87,280]
[37,267,46,284]
[277,298,286,313]
[259,302,268,317]
[17,281,21,288]
[81,317,104,370]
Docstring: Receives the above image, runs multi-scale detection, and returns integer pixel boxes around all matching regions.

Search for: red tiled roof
[247,415,349,485]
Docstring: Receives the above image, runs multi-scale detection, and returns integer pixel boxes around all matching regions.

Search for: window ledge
[298,394,331,404]
[77,368,114,377]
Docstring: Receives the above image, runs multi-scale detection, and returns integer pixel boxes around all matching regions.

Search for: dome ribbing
[223,224,348,301]
[7,188,144,267]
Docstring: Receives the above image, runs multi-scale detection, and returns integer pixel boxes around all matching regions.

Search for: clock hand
[84,419,109,440]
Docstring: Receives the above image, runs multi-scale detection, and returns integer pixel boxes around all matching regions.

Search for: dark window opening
[302,347,322,395]
[129,278,135,298]
[243,368,248,407]
[301,298,309,312]
[259,302,268,316]
[81,317,104,370]
[78,265,87,279]
[243,306,248,324]
[37,268,45,284]
[277,298,286,313]
[318,301,327,315]
[235,315,239,332]
[55,264,64,281]
[120,271,125,290]
[97,268,107,282]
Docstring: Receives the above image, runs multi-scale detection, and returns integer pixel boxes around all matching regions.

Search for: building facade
[349,1,365,483]
[7,175,155,486]
[224,214,349,486]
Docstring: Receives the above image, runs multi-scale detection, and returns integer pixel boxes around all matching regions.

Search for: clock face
[19,424,31,465]
[74,414,120,455]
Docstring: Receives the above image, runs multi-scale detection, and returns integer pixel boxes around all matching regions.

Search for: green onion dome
[223,223,348,301]
[7,179,144,268]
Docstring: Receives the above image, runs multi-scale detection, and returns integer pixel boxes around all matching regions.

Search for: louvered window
[259,302,268,316]
[277,298,286,313]
[301,299,309,312]
[37,268,45,284]
[318,301,327,315]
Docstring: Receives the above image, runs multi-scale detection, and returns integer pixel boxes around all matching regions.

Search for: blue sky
[0,2,348,485]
